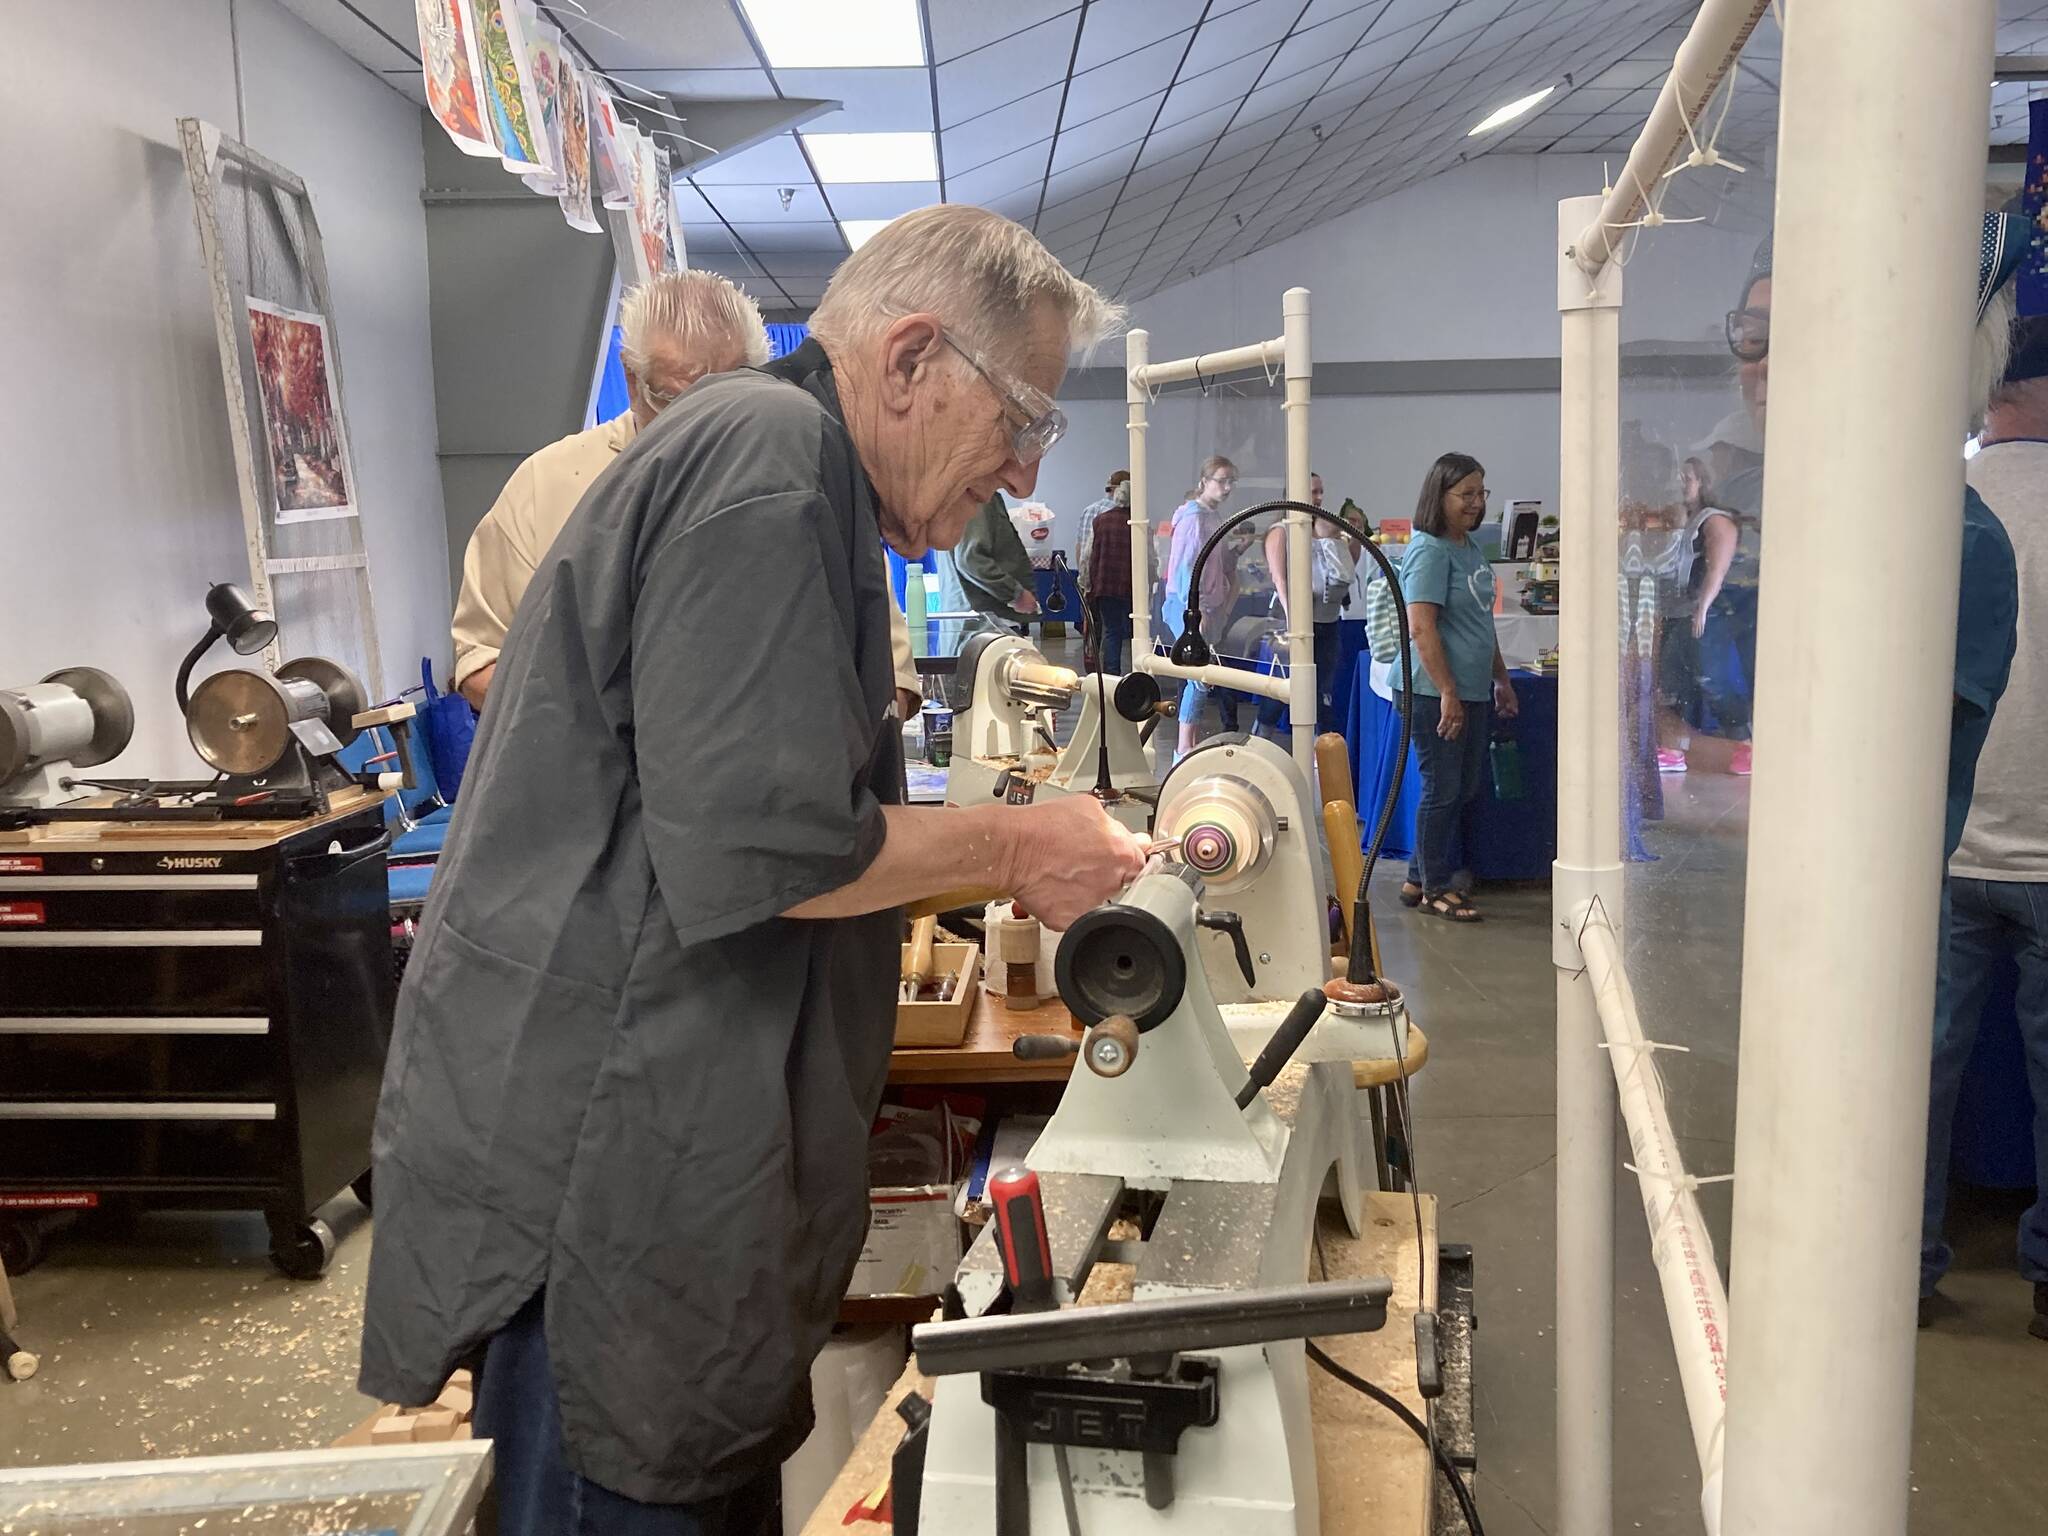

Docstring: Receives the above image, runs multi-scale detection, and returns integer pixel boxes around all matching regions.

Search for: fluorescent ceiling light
[840,218,894,251]
[739,0,926,69]
[1468,85,1557,137]
[803,132,938,183]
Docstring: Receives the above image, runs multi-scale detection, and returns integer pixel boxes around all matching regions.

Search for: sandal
[1399,882,1424,908]
[1424,892,1482,923]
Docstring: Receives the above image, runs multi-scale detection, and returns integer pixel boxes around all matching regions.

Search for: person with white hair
[358,205,1145,1536]
[450,269,771,708]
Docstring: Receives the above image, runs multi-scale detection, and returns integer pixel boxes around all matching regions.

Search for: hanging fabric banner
[632,130,672,280]
[558,59,602,234]
[653,143,680,273]
[517,8,566,195]
[589,89,636,210]
[414,0,498,157]
[472,0,548,174]
[2021,97,2048,319]
[669,174,691,270]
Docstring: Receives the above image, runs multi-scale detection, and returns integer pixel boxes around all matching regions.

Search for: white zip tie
[1625,1163,1736,1192]
[1597,1039,1693,1055]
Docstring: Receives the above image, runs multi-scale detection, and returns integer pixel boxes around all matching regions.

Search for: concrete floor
[3,644,2044,1533]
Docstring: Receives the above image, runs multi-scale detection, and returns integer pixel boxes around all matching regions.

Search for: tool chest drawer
[0,1022,280,1097]
[0,940,269,1016]
[0,1109,282,1189]
[0,874,263,931]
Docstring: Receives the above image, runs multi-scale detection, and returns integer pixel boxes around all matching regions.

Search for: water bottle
[906,568,929,659]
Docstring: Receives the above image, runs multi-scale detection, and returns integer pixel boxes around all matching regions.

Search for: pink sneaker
[1656,748,1687,774]
[1730,743,1753,776]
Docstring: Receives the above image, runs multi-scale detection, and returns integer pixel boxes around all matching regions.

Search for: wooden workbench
[803,1191,1440,1536]
[886,991,1080,1086]
[0,785,384,849]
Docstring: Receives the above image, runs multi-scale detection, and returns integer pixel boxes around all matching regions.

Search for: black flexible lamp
[174,582,279,714]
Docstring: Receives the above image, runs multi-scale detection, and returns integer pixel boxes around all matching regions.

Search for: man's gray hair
[618,269,771,375]
[1970,283,2015,432]
[809,204,1122,364]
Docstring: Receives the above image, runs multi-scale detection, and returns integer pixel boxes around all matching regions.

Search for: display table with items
[1342,666,1557,882]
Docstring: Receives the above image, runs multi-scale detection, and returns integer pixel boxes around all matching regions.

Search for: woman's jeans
[1402,692,1491,896]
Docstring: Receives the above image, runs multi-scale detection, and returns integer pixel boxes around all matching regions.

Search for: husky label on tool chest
[0,856,42,873]
[156,855,227,871]
[0,901,45,926]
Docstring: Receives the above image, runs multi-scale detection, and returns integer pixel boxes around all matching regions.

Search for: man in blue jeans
[1924,315,2048,1338]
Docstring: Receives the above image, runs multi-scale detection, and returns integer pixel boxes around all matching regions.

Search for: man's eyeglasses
[941,332,1067,465]
[1726,308,1770,363]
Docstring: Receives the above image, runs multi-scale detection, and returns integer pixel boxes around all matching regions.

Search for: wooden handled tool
[904,886,1009,920]
[1323,799,1382,979]
[901,914,938,1002]
[1316,732,1356,811]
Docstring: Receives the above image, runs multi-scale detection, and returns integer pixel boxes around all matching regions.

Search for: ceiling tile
[926,0,1080,65]
[1041,146,1140,211]
[775,68,936,132]
[1051,97,1160,171]
[682,221,738,253]
[672,183,723,223]
[823,180,943,219]
[942,84,1064,176]
[560,0,763,71]
[726,219,848,252]
[699,182,832,220]
[1063,33,1191,127]
[945,140,1053,206]
[689,132,819,185]
[937,11,1081,120]
[1180,0,1299,79]
[1074,0,1210,71]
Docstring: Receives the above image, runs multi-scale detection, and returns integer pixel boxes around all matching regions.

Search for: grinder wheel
[186,670,294,776]
[41,667,135,769]
[276,656,367,748]
[1055,905,1186,1032]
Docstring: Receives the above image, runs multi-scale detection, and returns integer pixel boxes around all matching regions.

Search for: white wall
[1,0,447,776]
[1032,154,1763,552]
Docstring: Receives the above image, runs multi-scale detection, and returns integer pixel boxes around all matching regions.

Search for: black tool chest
[0,802,393,1278]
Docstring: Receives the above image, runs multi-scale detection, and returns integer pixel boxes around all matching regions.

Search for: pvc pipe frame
[1127,288,1318,776]
[1569,0,1773,275]
[1577,908,1728,1535]
[1720,5,1998,1534]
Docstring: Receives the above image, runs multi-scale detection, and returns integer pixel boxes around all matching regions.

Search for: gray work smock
[357,340,903,1504]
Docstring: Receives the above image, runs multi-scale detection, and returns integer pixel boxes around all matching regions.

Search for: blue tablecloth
[1342,667,1557,882]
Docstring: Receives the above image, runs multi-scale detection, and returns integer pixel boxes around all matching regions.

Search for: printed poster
[590,89,635,210]
[518,11,565,195]
[557,59,600,233]
[246,300,355,524]
[414,0,497,157]
[633,130,673,279]
[472,0,547,174]
[668,175,690,268]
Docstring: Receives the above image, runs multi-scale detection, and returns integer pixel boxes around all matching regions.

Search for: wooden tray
[894,943,980,1048]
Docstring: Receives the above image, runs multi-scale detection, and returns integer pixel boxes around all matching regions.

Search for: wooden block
[411,1407,461,1442]
[995,917,1040,964]
[448,1367,473,1390]
[449,1420,474,1441]
[370,1413,417,1446]
[331,1409,385,1448]
[435,1382,474,1418]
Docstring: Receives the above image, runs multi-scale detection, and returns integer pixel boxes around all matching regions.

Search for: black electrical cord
[1172,498,1414,980]
[1305,1340,1486,1535]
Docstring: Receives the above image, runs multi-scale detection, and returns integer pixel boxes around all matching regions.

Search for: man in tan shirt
[452,271,923,716]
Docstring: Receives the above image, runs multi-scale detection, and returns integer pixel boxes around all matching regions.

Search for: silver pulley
[185,656,365,777]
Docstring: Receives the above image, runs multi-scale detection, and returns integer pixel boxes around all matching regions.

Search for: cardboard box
[847,1185,961,1298]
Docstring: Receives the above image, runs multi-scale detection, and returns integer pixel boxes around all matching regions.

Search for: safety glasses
[1725,307,1770,363]
[941,331,1067,465]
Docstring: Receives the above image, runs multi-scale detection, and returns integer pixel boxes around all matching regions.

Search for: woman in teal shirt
[1400,453,1518,920]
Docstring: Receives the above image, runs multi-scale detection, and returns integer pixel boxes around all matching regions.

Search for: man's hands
[997,795,1148,931]
[894,687,923,723]
[1013,588,1041,616]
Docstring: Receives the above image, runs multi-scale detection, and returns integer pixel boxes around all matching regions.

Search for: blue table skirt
[1205,619,1370,736]
[1342,667,1557,882]
[1033,567,1081,621]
